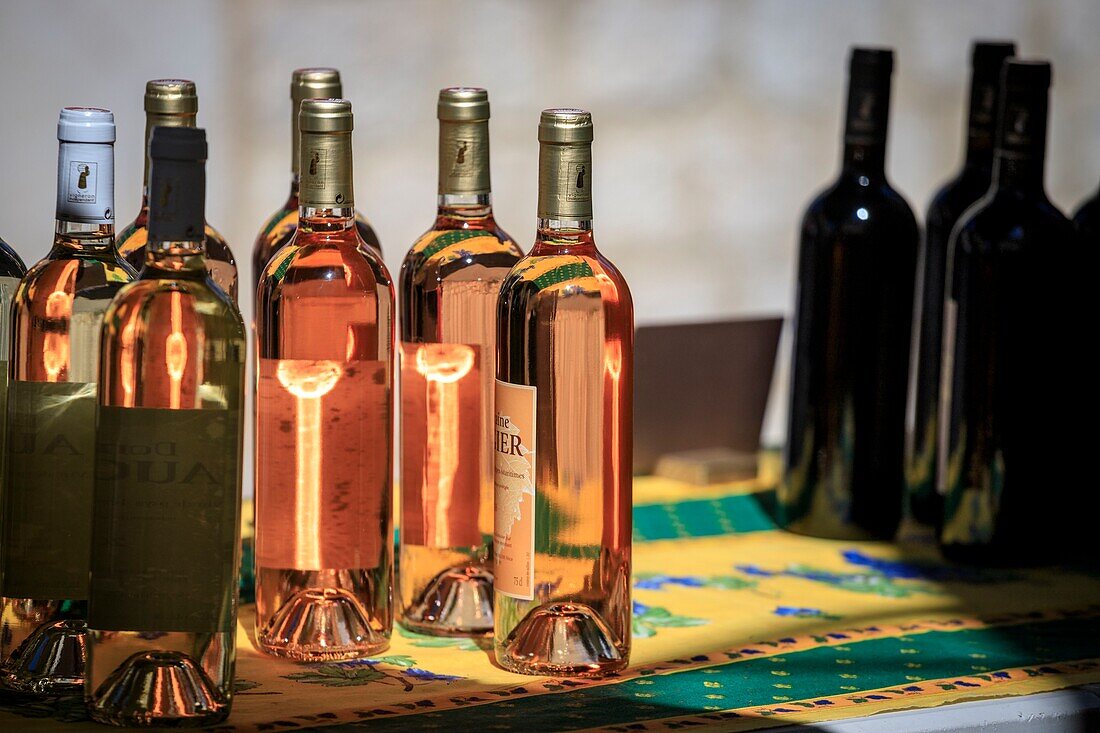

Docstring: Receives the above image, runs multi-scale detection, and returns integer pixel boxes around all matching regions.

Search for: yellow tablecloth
[3,461,1099,731]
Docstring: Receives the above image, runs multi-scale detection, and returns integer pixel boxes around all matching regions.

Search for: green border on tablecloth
[318,613,1100,732]
[632,490,777,542]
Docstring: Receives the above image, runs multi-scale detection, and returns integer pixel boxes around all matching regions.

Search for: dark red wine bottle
[939,60,1079,565]
[907,41,1015,527]
[779,47,920,540]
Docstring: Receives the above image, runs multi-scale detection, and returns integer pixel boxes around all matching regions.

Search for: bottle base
[257,587,388,661]
[86,650,228,727]
[496,602,627,678]
[402,564,494,637]
[0,618,86,695]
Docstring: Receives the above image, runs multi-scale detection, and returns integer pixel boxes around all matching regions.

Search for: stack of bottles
[780,44,1093,565]
[0,73,634,726]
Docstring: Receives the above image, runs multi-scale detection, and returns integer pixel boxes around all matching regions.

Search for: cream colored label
[493,379,536,600]
[438,120,490,195]
[300,132,354,208]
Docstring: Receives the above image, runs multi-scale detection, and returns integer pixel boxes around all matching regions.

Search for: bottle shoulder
[254,208,379,262]
[117,216,234,265]
[500,246,633,312]
[109,277,245,340]
[19,248,134,303]
[202,222,232,257]
[954,191,1075,252]
[927,172,990,228]
[801,178,919,243]
[0,236,27,277]
[401,220,523,284]
[1072,193,1100,235]
[254,206,297,252]
[355,212,382,251]
[260,228,394,294]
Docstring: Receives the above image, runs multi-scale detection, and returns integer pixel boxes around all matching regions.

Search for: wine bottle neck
[143,111,195,187]
[991,153,1045,193]
[841,141,886,178]
[962,68,1000,172]
[147,156,206,253]
[437,193,492,220]
[143,239,207,278]
[299,130,353,209]
[990,81,1049,194]
[439,118,491,197]
[962,137,995,173]
[537,140,593,221]
[56,140,115,229]
[53,220,115,254]
[533,221,595,255]
[298,207,356,233]
[840,51,892,179]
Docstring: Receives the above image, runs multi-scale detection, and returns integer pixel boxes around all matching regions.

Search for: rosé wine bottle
[85,126,244,726]
[254,99,395,661]
[494,110,633,677]
[1,107,133,695]
[398,88,523,637]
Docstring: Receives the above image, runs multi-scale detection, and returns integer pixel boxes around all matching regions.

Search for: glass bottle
[398,88,523,637]
[116,79,238,302]
[779,48,919,540]
[908,41,1014,527]
[255,99,395,661]
[494,109,633,677]
[939,61,1080,565]
[251,68,380,298]
[0,234,27,520]
[1,107,134,693]
[85,125,244,726]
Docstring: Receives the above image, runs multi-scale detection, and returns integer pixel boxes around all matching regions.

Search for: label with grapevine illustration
[2,380,96,599]
[493,379,536,600]
[89,406,241,633]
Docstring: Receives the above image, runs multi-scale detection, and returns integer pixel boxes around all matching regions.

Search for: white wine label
[256,358,389,571]
[400,342,484,549]
[56,141,114,224]
[89,406,241,634]
[493,379,537,600]
[1,381,96,599]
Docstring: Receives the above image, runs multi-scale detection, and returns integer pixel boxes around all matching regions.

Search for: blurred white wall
[2,0,1098,478]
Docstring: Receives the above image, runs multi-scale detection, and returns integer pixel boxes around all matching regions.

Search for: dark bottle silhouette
[780,48,920,540]
[778,47,924,537]
[1073,182,1099,243]
[939,60,1080,565]
[907,41,1015,528]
